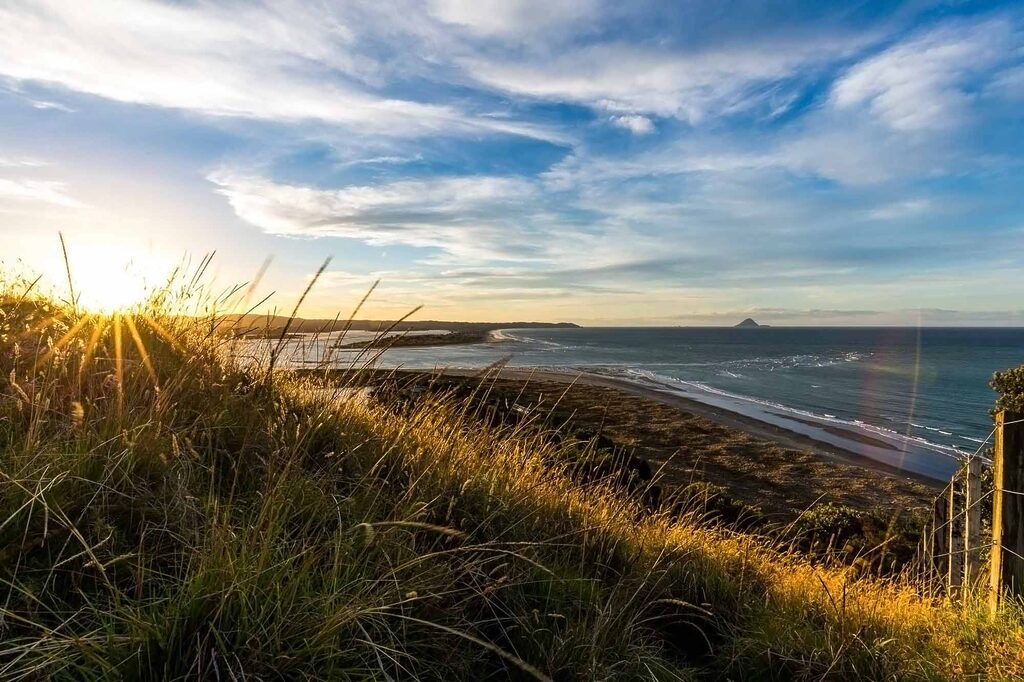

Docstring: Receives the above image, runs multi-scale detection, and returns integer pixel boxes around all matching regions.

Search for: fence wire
[917,413,1024,604]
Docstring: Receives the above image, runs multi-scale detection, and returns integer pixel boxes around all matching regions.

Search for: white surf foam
[586,366,965,481]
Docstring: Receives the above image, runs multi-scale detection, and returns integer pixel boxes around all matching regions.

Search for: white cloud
[0,177,85,208]
[0,156,48,168]
[989,65,1024,100]
[29,99,74,112]
[209,171,553,261]
[542,147,777,191]
[772,122,953,185]
[459,33,873,122]
[609,115,654,134]
[0,0,564,142]
[336,154,424,168]
[831,18,1020,130]
[865,199,932,220]
[429,0,598,39]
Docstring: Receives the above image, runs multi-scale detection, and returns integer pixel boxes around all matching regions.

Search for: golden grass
[1,271,1022,680]
[344,387,1024,679]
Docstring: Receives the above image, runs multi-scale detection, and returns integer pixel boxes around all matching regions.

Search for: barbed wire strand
[998,488,1024,497]
[908,418,1024,576]
[998,545,1024,564]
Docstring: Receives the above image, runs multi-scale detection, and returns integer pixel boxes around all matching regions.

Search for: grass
[2,273,1024,680]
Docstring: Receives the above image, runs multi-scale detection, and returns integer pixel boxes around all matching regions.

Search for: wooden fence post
[990,410,1024,614]
[933,494,949,593]
[965,457,983,588]
[920,522,931,584]
[948,479,964,598]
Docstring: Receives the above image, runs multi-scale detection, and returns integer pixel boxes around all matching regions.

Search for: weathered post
[933,494,949,593]
[920,522,931,584]
[948,478,965,598]
[965,457,983,588]
[990,410,1024,614]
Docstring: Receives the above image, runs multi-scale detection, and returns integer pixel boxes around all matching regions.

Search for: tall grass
[1,272,1023,680]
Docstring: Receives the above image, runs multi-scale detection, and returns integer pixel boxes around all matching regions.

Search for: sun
[75,265,150,313]
[63,242,164,313]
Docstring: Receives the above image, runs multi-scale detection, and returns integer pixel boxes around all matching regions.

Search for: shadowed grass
[1,272,1023,680]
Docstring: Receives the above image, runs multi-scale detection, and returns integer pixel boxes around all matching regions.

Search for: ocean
[266,326,1024,481]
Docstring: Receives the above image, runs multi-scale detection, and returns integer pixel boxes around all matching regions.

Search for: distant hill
[735,318,765,328]
[225,315,579,337]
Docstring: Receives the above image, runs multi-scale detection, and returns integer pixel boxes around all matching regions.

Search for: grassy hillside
[2,283,1023,680]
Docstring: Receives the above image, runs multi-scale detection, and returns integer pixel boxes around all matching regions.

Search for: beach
[382,367,940,521]
[561,367,965,481]
[266,322,1011,516]
[307,325,1012,471]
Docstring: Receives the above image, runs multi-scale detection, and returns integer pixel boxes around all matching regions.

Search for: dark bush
[991,364,1024,415]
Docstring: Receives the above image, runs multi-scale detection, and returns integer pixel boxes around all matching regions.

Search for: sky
[1,0,1023,325]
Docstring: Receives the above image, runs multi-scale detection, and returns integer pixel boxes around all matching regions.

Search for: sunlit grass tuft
[1,266,1022,680]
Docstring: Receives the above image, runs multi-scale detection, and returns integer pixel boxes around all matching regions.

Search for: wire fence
[915,412,1024,611]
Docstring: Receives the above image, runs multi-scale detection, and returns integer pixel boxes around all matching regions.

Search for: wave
[910,422,957,437]
[646,352,869,374]
[592,366,968,465]
[489,329,564,348]
[498,334,870,373]
[487,329,519,343]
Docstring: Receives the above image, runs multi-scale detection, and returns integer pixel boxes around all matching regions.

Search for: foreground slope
[1,290,1023,680]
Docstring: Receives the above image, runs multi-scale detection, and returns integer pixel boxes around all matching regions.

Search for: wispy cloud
[831,16,1021,130]
[0,155,48,168]
[0,0,565,142]
[0,177,85,208]
[28,99,75,112]
[429,0,599,39]
[209,171,564,261]
[609,115,654,135]
[456,28,875,124]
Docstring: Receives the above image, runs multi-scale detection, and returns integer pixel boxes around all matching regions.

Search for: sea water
[264,326,1024,480]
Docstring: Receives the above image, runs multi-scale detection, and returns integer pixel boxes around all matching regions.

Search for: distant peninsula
[735,318,767,328]
[337,330,487,349]
[228,316,579,339]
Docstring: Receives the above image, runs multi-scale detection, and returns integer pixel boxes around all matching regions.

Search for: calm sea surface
[268,326,1024,477]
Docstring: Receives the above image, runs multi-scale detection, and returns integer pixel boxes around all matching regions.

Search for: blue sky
[1,0,1023,324]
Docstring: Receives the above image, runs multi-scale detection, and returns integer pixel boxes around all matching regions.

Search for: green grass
[2,277,1024,680]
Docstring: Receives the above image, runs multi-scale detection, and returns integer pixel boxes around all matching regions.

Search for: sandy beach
[375,366,941,522]
[494,368,961,479]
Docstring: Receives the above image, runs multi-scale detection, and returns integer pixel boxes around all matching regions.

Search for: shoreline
[594,368,962,481]
[379,365,939,520]
[360,325,970,480]
[437,366,948,489]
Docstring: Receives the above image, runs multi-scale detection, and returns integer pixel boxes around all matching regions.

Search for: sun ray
[113,315,124,414]
[32,313,93,371]
[140,314,184,354]
[123,315,158,389]
[80,318,108,379]
[17,312,63,343]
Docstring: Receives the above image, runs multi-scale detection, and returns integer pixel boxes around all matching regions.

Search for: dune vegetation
[2,272,1024,680]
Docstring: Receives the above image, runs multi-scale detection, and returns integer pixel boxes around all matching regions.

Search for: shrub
[991,364,1024,415]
